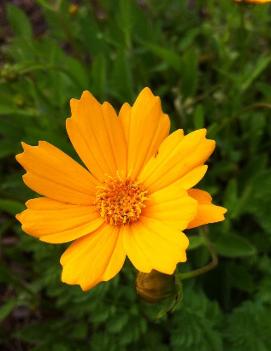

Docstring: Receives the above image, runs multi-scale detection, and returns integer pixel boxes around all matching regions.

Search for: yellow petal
[118,102,132,142]
[123,219,189,275]
[120,87,170,179]
[138,129,184,182]
[61,225,126,290]
[16,141,97,205]
[121,224,153,273]
[188,189,227,229]
[139,129,215,192]
[102,102,127,174]
[143,183,197,230]
[16,197,103,243]
[176,165,208,189]
[67,91,127,181]
[189,188,212,203]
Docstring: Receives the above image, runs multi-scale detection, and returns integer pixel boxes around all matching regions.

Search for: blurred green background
[1,0,271,350]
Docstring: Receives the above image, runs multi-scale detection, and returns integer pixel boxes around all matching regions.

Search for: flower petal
[16,141,97,205]
[123,219,189,275]
[139,129,215,192]
[61,225,126,291]
[121,224,153,273]
[16,197,103,243]
[66,91,127,180]
[187,189,227,229]
[143,183,197,230]
[102,102,127,174]
[119,87,170,179]
[176,165,208,189]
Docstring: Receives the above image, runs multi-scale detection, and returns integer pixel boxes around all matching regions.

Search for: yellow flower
[16,88,226,291]
[235,0,271,3]
[69,3,79,15]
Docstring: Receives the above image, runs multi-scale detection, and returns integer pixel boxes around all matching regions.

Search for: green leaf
[188,235,204,250]
[223,179,239,219]
[111,49,134,101]
[225,302,271,351]
[0,199,24,215]
[6,4,32,39]
[180,49,199,98]
[193,104,205,129]
[244,171,271,234]
[107,314,129,334]
[143,42,181,72]
[0,299,17,322]
[228,263,254,292]
[117,0,135,48]
[0,140,17,159]
[214,234,256,258]
[64,57,89,88]
[90,54,107,100]
[241,55,271,92]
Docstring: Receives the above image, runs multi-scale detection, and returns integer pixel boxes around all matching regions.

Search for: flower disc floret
[95,177,149,226]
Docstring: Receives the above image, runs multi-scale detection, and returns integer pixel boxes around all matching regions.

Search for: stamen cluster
[95,177,148,226]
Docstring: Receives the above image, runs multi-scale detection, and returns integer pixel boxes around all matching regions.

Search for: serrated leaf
[244,171,271,234]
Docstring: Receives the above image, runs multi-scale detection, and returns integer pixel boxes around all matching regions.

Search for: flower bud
[136,270,177,303]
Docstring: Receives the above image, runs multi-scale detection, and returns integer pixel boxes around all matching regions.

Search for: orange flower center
[95,177,149,226]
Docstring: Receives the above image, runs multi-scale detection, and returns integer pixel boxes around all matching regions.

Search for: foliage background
[1,0,271,350]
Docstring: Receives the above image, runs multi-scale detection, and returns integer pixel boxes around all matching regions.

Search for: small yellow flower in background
[69,3,79,15]
[235,0,271,3]
[16,88,226,291]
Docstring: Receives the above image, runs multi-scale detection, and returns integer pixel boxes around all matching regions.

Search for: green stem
[177,228,218,280]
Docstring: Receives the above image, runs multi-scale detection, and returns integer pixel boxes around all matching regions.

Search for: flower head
[16,88,226,291]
